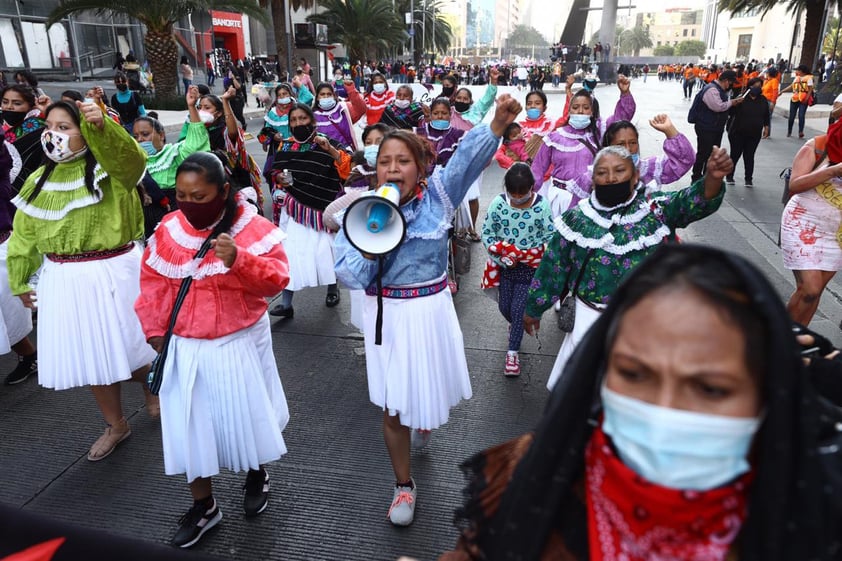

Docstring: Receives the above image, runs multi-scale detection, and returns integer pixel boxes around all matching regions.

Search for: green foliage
[310,0,421,63]
[507,24,550,47]
[654,44,675,56]
[823,16,842,59]
[395,0,454,58]
[48,0,267,29]
[591,26,624,47]
[675,39,706,57]
[618,26,653,56]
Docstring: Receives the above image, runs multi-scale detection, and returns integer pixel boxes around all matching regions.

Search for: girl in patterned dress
[481,163,555,376]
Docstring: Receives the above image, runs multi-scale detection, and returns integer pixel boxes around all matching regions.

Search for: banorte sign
[212,16,242,28]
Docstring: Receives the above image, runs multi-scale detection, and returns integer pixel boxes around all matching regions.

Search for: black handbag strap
[161,233,216,343]
[568,248,596,300]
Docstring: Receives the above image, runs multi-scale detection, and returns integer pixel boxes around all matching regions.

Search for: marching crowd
[2,60,842,561]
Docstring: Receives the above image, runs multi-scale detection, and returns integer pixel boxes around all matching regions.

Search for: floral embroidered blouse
[524,178,724,317]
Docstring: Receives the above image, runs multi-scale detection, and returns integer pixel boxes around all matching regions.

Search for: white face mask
[197,110,216,124]
[40,130,88,163]
[601,385,760,491]
[363,144,379,167]
[394,99,411,109]
[373,83,387,94]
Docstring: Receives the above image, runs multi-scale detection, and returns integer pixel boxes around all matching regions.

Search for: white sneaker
[411,429,432,450]
[387,480,417,526]
[554,300,562,312]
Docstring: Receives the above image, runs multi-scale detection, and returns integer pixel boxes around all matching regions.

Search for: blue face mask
[319,97,337,111]
[631,153,640,166]
[364,144,379,167]
[601,386,760,491]
[526,108,542,120]
[568,114,591,130]
[139,140,157,156]
[430,119,451,131]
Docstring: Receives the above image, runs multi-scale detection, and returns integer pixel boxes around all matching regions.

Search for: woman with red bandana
[782,119,842,325]
[439,244,842,561]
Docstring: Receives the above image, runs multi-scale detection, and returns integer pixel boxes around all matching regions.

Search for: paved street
[1,76,839,560]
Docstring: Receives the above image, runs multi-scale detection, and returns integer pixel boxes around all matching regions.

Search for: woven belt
[365,277,448,299]
[46,242,134,263]
[0,231,10,245]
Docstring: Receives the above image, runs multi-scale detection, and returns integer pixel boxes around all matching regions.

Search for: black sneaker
[268,304,294,318]
[745,179,753,187]
[725,175,735,185]
[171,499,222,549]
[243,468,270,517]
[4,354,37,386]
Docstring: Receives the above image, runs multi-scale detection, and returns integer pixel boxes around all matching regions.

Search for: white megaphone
[343,183,407,256]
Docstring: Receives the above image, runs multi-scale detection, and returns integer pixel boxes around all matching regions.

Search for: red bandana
[585,426,752,561]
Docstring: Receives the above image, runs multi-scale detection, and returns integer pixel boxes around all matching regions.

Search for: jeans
[788,101,807,135]
[552,75,560,87]
[498,265,535,351]
[182,78,192,92]
[692,126,725,182]
[206,71,215,86]
[683,78,695,99]
[728,132,762,181]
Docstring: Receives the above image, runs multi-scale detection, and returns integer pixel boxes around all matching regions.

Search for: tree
[823,16,841,60]
[718,0,824,69]
[48,0,267,100]
[618,25,652,56]
[309,0,408,64]
[507,24,550,49]
[654,44,675,56]
[675,39,706,57]
[591,26,624,48]
[395,0,454,63]
[261,0,317,81]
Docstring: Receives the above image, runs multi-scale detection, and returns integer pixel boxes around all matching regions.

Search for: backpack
[687,84,711,124]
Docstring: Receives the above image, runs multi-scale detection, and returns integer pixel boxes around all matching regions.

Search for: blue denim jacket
[335,125,499,289]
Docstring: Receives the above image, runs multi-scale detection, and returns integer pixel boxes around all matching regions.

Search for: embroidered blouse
[335,124,500,288]
[415,124,466,174]
[364,89,396,124]
[524,178,724,316]
[519,114,565,140]
[379,101,426,130]
[135,195,288,340]
[314,82,366,150]
[530,93,636,202]
[7,116,147,294]
[4,111,45,192]
[147,121,210,190]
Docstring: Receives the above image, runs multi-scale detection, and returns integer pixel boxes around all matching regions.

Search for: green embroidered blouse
[7,115,147,295]
[146,121,210,190]
[525,179,724,318]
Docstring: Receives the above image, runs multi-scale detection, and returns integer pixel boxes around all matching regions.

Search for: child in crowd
[494,122,531,169]
[481,163,555,376]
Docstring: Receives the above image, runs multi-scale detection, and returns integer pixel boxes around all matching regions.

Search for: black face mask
[594,179,633,208]
[454,101,471,113]
[116,83,128,92]
[3,110,26,128]
[291,124,316,143]
[441,86,455,98]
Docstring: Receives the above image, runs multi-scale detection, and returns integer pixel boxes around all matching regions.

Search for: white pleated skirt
[350,288,365,332]
[0,239,32,354]
[282,216,337,291]
[547,298,603,391]
[159,314,289,482]
[38,244,155,390]
[363,284,472,430]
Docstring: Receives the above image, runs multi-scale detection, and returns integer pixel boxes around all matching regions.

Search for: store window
[736,34,752,59]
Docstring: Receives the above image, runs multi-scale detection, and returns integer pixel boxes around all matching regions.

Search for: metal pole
[410,0,415,64]
[284,0,293,78]
[422,0,426,57]
[432,4,436,59]
[67,16,84,80]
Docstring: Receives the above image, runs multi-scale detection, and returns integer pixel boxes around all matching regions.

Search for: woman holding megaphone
[334,94,523,527]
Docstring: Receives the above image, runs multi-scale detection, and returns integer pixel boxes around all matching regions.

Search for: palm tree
[395,0,454,64]
[48,0,267,99]
[718,0,827,70]
[308,0,407,64]
[619,26,652,56]
[260,0,317,80]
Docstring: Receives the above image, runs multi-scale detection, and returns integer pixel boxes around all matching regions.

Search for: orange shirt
[762,77,780,103]
[684,67,695,80]
[705,71,719,83]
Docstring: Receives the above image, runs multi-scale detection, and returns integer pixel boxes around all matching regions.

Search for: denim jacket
[335,125,499,289]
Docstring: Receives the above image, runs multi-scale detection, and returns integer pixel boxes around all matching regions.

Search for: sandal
[87,418,131,462]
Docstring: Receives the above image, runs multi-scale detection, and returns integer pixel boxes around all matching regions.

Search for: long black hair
[602,120,638,148]
[570,89,601,144]
[28,101,98,204]
[175,152,238,236]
